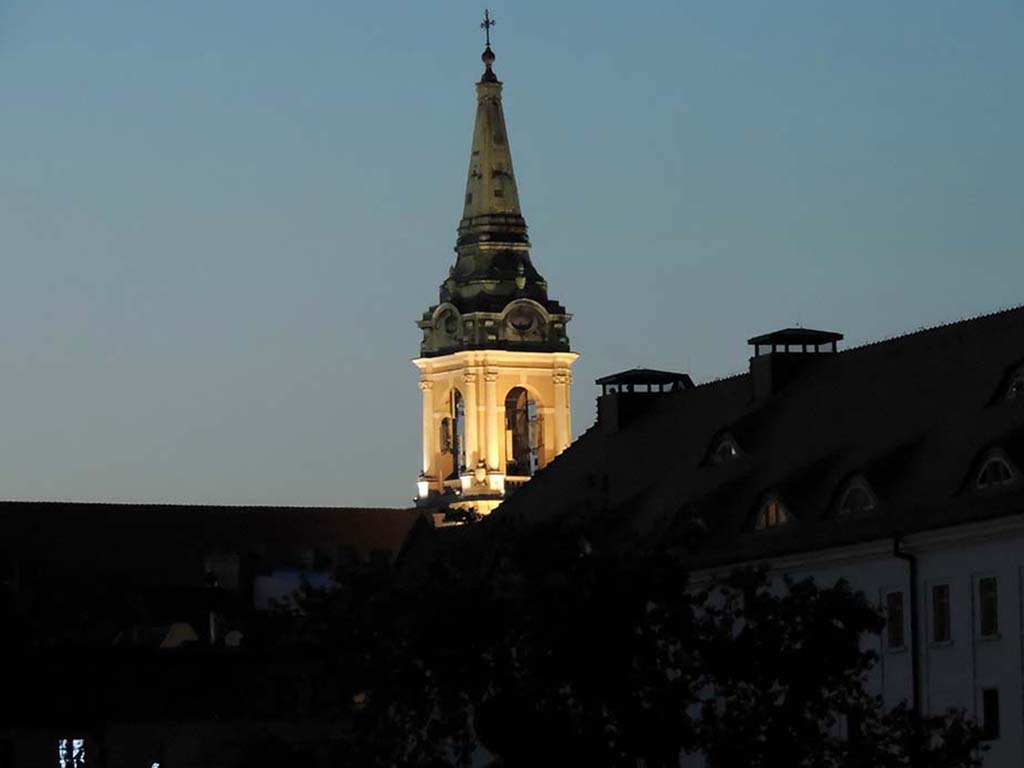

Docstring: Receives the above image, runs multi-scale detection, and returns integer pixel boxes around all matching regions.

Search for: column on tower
[462,371,479,477]
[418,379,435,498]
[553,369,570,455]
[484,368,500,472]
[541,402,556,468]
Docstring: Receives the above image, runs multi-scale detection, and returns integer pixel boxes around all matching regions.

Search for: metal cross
[481,9,495,46]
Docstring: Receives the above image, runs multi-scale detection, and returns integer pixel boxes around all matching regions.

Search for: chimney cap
[748,328,843,355]
[596,368,694,387]
[596,368,694,396]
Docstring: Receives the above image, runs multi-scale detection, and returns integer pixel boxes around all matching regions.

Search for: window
[885,591,905,649]
[1005,374,1024,401]
[711,437,740,465]
[931,584,951,643]
[837,478,876,516]
[57,739,86,768]
[981,688,1000,740]
[754,498,790,529]
[844,710,863,746]
[978,577,998,637]
[976,455,1016,489]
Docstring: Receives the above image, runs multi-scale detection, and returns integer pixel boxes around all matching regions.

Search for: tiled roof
[423,304,1024,572]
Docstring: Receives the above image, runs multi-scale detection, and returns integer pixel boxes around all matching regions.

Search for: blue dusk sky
[1,2,1021,506]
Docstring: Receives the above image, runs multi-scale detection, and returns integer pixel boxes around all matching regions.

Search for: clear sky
[2,1,1021,507]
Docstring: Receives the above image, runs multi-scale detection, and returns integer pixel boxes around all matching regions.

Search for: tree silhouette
[277,521,984,767]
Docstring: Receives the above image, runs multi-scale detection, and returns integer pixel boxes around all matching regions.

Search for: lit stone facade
[414,350,577,513]
[414,44,577,515]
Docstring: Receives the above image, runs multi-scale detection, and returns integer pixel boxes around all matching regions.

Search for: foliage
[277,521,985,768]
[690,571,984,768]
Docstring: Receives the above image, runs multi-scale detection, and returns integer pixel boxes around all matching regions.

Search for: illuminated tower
[414,31,577,516]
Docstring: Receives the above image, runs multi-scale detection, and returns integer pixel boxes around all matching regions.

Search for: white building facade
[691,514,1024,765]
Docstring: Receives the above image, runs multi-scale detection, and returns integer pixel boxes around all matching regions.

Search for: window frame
[975,452,1017,490]
[1004,364,1024,402]
[713,441,738,464]
[980,687,1000,741]
[928,582,952,645]
[884,590,907,651]
[1007,376,1024,401]
[976,575,1000,639]
[835,476,877,517]
[57,738,87,768]
[711,435,741,465]
[754,495,790,531]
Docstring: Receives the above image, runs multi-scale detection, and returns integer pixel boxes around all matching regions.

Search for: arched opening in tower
[451,389,467,477]
[441,389,468,480]
[505,387,542,477]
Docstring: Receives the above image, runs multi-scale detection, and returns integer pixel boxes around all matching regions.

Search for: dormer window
[711,435,740,465]
[1007,374,1024,402]
[837,477,877,516]
[755,497,790,530]
[994,363,1024,404]
[977,454,1017,490]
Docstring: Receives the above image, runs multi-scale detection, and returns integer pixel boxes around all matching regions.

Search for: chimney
[748,328,843,399]
[595,368,694,434]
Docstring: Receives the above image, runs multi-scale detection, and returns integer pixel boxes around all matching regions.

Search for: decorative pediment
[502,300,549,343]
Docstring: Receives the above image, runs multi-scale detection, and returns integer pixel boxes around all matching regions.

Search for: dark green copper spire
[417,29,572,357]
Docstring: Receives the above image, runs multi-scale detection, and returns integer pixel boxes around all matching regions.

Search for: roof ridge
[686,304,1024,389]
[692,371,748,389]
[843,303,1024,355]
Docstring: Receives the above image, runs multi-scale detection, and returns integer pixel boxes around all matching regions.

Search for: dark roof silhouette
[1,502,424,582]
[418,305,1024,572]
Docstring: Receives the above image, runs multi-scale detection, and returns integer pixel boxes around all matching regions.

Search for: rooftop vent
[748,328,843,399]
[596,368,694,434]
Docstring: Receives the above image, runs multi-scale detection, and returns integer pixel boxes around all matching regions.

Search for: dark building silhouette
[422,306,1024,766]
[0,503,424,766]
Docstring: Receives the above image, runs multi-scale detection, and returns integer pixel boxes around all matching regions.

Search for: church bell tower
[414,30,577,516]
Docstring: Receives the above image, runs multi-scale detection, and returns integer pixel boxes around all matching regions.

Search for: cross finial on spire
[481,9,495,47]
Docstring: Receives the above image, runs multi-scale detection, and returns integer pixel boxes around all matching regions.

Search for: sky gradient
[2,1,1022,506]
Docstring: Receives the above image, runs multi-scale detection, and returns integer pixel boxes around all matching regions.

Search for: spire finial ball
[482,45,495,66]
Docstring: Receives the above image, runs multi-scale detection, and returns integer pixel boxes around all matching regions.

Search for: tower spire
[419,31,569,336]
[459,25,523,239]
